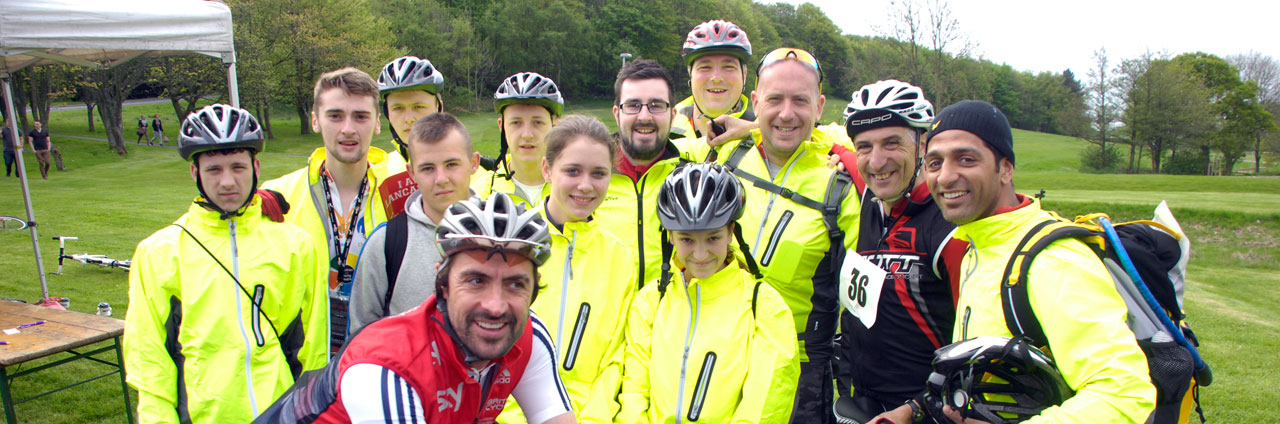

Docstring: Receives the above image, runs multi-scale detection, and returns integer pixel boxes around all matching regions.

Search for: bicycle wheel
[0,216,28,231]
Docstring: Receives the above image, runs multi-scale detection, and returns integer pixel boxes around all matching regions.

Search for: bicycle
[0,215,28,231]
[51,236,131,273]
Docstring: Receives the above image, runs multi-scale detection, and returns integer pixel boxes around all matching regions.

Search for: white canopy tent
[0,0,240,298]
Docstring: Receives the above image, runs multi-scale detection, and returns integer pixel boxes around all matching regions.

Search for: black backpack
[1000,207,1210,423]
[380,213,411,317]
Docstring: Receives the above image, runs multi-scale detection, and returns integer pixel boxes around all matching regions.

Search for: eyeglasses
[617,101,671,115]
[757,47,823,83]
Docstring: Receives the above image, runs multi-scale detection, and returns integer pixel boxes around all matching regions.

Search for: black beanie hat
[926,100,1014,165]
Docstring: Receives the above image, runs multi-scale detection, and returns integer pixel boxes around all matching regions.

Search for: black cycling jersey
[836,181,966,411]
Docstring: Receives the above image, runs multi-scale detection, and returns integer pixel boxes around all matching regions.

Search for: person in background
[137,114,150,144]
[26,120,52,179]
[472,72,564,208]
[150,114,166,145]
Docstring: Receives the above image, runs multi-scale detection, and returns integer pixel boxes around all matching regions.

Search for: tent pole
[226,62,240,108]
[2,76,50,299]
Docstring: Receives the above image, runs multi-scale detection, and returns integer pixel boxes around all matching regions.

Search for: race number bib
[838,250,887,329]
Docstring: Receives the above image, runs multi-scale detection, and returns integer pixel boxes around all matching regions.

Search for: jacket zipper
[228,219,260,415]
[675,283,701,423]
[555,230,576,357]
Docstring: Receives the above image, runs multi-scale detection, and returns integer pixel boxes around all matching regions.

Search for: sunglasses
[757,47,823,82]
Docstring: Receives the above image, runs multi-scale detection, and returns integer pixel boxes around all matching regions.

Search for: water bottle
[97,302,112,317]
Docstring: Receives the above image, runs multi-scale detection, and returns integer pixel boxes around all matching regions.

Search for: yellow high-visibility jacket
[261,147,393,351]
[952,198,1156,423]
[498,216,638,423]
[124,197,329,423]
[593,140,687,290]
[471,158,550,209]
[617,255,799,424]
[683,129,860,363]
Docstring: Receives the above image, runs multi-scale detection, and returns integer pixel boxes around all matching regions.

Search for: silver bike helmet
[179,104,264,161]
[494,72,564,116]
[436,192,552,267]
[657,163,745,231]
[682,20,753,67]
[923,336,1074,424]
[378,56,445,95]
[843,79,935,134]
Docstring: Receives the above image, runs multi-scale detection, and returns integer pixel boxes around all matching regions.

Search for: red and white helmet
[682,20,752,67]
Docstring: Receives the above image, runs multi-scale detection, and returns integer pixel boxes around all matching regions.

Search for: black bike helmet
[178,104,264,161]
[657,163,745,231]
[923,336,1074,424]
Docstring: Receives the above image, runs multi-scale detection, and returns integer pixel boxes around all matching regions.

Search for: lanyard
[320,168,369,268]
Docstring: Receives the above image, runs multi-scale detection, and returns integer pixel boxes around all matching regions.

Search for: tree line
[1,0,1275,175]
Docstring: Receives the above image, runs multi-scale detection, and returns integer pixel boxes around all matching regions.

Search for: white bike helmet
[378,56,445,95]
[436,192,552,267]
[494,72,564,116]
[843,79,934,134]
[178,104,264,161]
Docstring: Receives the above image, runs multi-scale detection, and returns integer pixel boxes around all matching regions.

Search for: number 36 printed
[838,250,887,329]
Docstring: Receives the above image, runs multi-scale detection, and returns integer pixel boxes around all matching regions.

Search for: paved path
[52,133,307,158]
[38,98,170,113]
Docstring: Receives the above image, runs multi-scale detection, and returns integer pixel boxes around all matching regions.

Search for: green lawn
[1,99,1275,423]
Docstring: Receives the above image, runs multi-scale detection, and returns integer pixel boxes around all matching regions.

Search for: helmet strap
[658,230,674,295]
[192,151,259,220]
[733,224,762,279]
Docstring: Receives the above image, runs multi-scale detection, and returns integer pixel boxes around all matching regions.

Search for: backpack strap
[723,139,852,275]
[382,214,411,316]
[752,280,763,317]
[999,220,1098,348]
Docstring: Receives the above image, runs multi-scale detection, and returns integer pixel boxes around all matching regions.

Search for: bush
[1080,143,1123,173]
[1164,151,1209,175]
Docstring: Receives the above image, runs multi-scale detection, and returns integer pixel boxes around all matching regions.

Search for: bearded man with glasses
[594,59,689,292]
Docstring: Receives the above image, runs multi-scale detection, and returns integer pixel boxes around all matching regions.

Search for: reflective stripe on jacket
[617,258,799,423]
[498,216,637,423]
[952,197,1156,423]
[124,197,328,423]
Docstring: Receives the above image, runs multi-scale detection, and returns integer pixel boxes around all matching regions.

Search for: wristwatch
[907,398,926,423]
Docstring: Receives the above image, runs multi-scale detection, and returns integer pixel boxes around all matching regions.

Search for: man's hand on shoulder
[706,115,756,148]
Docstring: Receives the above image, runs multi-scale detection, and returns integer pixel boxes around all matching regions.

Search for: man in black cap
[871,100,1154,423]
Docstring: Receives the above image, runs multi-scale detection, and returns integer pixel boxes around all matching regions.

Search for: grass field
[1,99,1277,423]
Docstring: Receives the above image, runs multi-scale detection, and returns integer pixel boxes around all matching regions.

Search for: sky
[781,0,1280,79]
